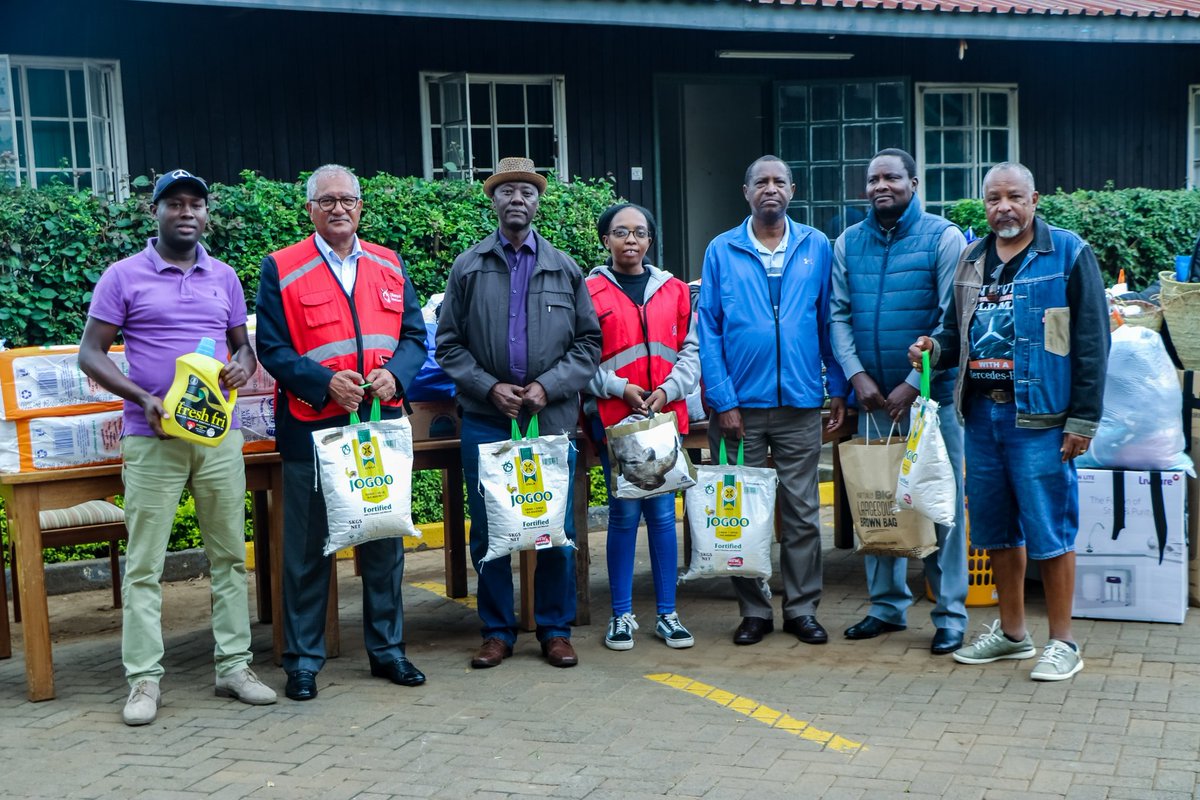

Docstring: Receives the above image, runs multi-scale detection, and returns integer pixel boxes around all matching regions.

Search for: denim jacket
[932,218,1109,436]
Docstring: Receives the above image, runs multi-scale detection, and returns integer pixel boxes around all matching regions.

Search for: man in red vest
[256,164,427,701]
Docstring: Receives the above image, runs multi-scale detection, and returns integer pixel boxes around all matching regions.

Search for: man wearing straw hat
[831,148,969,656]
[436,157,601,670]
[909,161,1108,681]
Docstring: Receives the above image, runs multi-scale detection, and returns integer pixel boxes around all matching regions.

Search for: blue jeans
[964,396,1078,560]
[857,406,968,632]
[461,412,577,645]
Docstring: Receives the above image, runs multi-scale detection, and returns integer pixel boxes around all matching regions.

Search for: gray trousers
[281,458,407,674]
[709,407,823,620]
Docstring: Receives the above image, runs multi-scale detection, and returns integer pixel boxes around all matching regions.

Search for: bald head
[982,162,1035,196]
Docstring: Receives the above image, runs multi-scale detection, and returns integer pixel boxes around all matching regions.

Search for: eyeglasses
[312,195,361,212]
[609,227,650,240]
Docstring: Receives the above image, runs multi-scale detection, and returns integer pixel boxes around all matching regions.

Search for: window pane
[877,121,904,150]
[497,127,526,160]
[15,120,26,168]
[812,205,838,237]
[843,164,866,201]
[786,205,808,225]
[11,67,21,116]
[32,120,72,168]
[69,70,85,116]
[925,130,942,163]
[926,169,945,202]
[843,83,872,120]
[779,126,808,162]
[941,168,971,203]
[36,169,73,187]
[877,82,904,119]
[77,172,92,190]
[791,166,809,201]
[27,69,69,117]
[923,93,942,126]
[812,165,839,201]
[74,121,90,168]
[811,125,839,161]
[428,85,441,124]
[471,127,493,172]
[528,127,554,170]
[526,84,553,125]
[844,124,872,160]
[944,130,970,163]
[811,85,839,121]
[778,85,807,123]
[495,83,525,125]
[468,82,492,125]
[983,129,1009,164]
[943,92,971,128]
[982,91,1008,127]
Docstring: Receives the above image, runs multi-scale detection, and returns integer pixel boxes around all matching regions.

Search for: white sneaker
[1031,640,1084,681]
[122,680,161,726]
[655,612,695,649]
[215,667,278,705]
[952,620,1036,664]
[605,613,639,651]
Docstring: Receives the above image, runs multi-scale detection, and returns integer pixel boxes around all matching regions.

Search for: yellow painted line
[644,672,865,754]
[412,581,477,609]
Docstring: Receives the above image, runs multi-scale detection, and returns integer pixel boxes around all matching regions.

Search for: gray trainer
[215,667,278,705]
[1031,640,1084,681]
[122,680,161,726]
[952,620,1036,664]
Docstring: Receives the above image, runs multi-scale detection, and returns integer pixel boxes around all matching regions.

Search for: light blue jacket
[698,217,847,412]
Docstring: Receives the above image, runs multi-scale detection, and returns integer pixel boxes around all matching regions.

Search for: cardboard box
[0,345,127,420]
[407,400,460,441]
[1074,468,1188,624]
[0,409,124,472]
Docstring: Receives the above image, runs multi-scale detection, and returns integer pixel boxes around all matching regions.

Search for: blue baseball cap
[151,169,209,203]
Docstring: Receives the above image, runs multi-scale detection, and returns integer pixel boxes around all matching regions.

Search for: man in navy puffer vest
[831,149,969,655]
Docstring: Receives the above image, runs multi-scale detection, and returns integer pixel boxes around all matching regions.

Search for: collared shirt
[314,232,363,294]
[747,218,790,309]
[502,229,537,385]
[88,238,248,437]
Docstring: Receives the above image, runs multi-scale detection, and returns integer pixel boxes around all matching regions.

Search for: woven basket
[1110,299,1163,332]
[1159,270,1200,370]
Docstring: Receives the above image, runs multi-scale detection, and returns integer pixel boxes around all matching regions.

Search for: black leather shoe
[843,616,907,640]
[930,628,964,655]
[370,657,426,687]
[284,670,318,701]
[733,616,774,645]
[783,615,829,645]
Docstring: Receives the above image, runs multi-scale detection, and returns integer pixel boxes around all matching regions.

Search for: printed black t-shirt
[612,268,652,307]
[967,240,1031,392]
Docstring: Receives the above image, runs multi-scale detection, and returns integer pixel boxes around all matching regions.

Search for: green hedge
[0,170,618,348]
[947,187,1200,292]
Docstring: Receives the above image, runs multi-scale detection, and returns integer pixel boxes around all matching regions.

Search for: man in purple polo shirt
[80,169,276,726]
[436,157,601,669]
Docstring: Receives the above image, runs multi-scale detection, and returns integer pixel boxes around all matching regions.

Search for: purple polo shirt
[502,230,536,385]
[88,238,248,437]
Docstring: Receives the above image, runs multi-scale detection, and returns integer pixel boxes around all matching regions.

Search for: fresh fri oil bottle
[160,337,236,446]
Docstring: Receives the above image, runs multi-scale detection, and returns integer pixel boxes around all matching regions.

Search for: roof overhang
[127,0,1200,44]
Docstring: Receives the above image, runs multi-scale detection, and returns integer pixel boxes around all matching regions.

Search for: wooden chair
[9,499,127,622]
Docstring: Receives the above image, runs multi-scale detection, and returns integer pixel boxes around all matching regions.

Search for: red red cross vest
[275,235,408,424]
[587,273,692,433]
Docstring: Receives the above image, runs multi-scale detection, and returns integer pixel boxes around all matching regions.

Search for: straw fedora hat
[483,156,548,197]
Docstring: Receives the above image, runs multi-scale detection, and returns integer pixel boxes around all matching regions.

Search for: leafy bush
[947,187,1200,292]
[0,171,617,348]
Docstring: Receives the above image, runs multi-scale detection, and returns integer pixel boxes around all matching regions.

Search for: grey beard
[995,224,1025,239]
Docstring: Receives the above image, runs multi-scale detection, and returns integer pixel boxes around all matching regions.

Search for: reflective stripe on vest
[302,333,401,364]
[278,255,325,291]
[598,340,680,374]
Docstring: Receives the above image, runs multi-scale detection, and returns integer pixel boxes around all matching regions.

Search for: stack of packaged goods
[0,346,128,472]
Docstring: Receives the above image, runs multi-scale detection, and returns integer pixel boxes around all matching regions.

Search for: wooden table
[0,452,283,702]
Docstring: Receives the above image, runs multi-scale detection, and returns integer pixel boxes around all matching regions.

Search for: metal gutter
[126,0,1200,44]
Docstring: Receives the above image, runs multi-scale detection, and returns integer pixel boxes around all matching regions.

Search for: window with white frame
[420,73,567,183]
[1189,85,1200,188]
[916,84,1018,217]
[0,55,127,196]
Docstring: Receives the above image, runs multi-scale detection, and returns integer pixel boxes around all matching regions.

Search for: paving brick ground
[3,509,1200,799]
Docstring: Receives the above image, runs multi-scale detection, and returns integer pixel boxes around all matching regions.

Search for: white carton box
[1074,468,1188,624]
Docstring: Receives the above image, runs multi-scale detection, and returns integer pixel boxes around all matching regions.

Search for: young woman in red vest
[586,203,699,650]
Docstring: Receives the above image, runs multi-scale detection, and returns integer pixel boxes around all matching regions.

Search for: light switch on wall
[631,167,643,181]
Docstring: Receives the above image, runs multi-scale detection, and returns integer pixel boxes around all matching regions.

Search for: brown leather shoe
[470,637,513,669]
[540,636,579,668]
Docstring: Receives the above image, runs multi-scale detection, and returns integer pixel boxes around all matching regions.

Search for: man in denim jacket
[910,162,1108,681]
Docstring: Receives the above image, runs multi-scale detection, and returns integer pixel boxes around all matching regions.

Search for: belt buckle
[988,389,1013,404]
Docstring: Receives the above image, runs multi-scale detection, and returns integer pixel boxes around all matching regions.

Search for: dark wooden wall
[4,0,1199,212]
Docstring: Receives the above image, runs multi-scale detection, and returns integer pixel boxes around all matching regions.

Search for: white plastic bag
[478,415,573,563]
[680,438,777,582]
[607,410,696,499]
[314,399,419,555]
[1077,325,1194,473]
[895,355,957,526]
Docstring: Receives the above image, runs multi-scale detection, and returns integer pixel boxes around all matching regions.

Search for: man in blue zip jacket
[910,162,1108,681]
[698,155,848,646]
[831,149,969,655]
